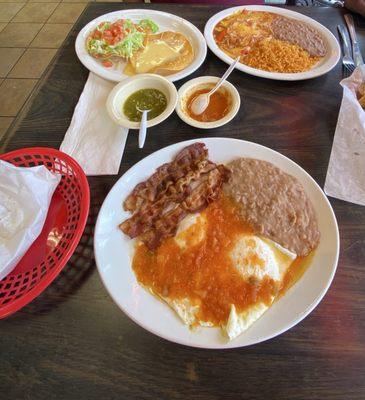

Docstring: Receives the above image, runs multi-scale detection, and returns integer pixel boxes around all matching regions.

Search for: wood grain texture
[0,4,364,400]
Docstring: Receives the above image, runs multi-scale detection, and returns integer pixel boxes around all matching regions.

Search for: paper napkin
[0,161,61,280]
[60,73,128,176]
[324,66,365,206]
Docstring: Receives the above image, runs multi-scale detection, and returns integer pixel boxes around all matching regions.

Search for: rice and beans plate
[213,10,327,73]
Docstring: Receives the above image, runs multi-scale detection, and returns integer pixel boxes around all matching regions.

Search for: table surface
[1,3,364,400]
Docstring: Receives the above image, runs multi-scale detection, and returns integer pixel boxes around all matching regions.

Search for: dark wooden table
[1,3,364,400]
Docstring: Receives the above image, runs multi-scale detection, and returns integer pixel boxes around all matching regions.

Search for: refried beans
[271,16,327,57]
[223,158,320,257]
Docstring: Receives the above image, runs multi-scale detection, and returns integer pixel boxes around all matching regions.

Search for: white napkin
[60,73,129,176]
[0,161,61,280]
[324,66,365,206]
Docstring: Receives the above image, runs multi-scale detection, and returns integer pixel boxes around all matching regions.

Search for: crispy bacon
[119,143,230,250]
[123,143,207,213]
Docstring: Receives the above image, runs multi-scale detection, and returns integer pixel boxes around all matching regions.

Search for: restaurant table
[1,3,364,400]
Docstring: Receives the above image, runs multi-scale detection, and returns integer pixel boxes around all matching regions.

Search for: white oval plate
[94,138,339,348]
[204,5,340,81]
[75,9,207,82]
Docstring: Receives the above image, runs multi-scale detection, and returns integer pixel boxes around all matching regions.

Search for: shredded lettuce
[87,18,159,59]
[97,22,110,32]
[124,19,135,31]
[138,19,159,34]
[111,31,145,58]
[88,32,144,58]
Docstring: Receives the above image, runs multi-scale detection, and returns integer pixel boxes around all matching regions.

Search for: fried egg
[163,215,297,340]
[174,213,207,250]
[133,202,298,342]
[224,234,296,340]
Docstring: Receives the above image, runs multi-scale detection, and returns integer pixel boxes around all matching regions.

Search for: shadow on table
[11,180,110,317]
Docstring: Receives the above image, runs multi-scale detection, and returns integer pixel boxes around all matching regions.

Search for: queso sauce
[132,196,278,326]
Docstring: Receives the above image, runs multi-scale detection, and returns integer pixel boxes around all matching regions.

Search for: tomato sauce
[132,196,279,326]
[186,87,230,123]
[278,251,315,297]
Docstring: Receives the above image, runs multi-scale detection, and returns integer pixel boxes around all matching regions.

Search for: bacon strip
[119,143,230,250]
[123,142,207,213]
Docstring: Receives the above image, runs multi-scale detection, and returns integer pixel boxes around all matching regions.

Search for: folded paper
[325,65,365,206]
[60,73,129,175]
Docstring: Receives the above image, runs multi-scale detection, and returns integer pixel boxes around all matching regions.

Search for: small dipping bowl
[106,74,178,129]
[176,76,240,129]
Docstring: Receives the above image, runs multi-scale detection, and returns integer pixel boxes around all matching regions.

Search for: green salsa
[123,88,167,122]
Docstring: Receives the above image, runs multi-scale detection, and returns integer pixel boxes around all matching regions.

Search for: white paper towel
[324,66,365,206]
[60,73,129,175]
[0,161,61,280]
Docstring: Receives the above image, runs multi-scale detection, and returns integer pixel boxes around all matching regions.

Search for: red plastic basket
[0,147,90,318]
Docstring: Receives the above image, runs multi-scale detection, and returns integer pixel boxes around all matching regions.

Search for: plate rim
[204,5,341,81]
[75,8,207,82]
[94,137,340,349]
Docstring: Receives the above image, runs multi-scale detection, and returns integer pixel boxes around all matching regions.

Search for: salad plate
[75,9,207,82]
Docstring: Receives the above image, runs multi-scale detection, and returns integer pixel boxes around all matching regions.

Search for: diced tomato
[241,47,250,56]
[94,19,130,46]
[93,30,102,39]
[216,28,227,43]
[112,27,123,37]
[102,60,113,68]
[112,24,122,33]
[97,24,123,45]
[102,30,113,44]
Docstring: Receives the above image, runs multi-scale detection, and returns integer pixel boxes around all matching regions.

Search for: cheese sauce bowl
[176,76,240,129]
[106,74,178,129]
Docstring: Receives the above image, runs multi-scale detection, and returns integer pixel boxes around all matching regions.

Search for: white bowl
[106,74,178,130]
[175,76,241,129]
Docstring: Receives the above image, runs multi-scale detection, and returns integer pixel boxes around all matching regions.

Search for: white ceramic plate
[204,5,340,81]
[75,9,207,82]
[94,138,339,348]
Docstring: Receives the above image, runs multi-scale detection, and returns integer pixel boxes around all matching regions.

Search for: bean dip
[223,158,320,257]
[271,16,327,57]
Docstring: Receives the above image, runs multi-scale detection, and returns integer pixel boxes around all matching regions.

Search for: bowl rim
[106,73,178,130]
[175,76,241,129]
